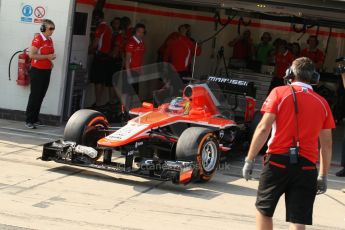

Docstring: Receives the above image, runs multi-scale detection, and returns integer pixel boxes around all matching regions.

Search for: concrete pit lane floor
[0,119,345,230]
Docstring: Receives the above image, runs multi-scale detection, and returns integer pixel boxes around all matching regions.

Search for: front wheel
[176,127,220,182]
[64,109,109,160]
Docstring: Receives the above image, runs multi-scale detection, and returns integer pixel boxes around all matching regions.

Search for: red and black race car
[41,63,258,184]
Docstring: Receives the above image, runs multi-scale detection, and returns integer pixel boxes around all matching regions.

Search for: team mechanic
[242,57,335,230]
[26,19,56,129]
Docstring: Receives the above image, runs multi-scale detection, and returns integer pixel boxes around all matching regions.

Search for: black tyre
[64,109,109,150]
[176,127,220,182]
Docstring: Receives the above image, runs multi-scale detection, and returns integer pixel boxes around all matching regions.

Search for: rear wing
[206,76,256,98]
[206,76,257,122]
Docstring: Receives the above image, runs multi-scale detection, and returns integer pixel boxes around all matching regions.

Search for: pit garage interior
[71,0,345,113]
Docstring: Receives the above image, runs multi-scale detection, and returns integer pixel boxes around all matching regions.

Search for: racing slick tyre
[64,109,109,159]
[176,127,220,182]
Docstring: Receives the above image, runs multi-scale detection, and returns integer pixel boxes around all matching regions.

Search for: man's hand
[242,157,254,181]
[317,175,327,195]
[47,54,56,60]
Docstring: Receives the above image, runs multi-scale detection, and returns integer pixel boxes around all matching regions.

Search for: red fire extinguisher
[17,49,30,86]
[8,48,31,86]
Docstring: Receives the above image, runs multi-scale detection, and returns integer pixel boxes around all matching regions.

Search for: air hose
[8,49,28,81]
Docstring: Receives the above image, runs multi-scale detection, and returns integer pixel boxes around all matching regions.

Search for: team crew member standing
[25,19,56,129]
[228,29,253,61]
[268,40,294,93]
[158,24,187,62]
[255,32,273,65]
[120,23,146,111]
[125,23,146,70]
[90,11,112,108]
[243,57,335,230]
[301,35,324,70]
[114,16,133,64]
[163,24,201,83]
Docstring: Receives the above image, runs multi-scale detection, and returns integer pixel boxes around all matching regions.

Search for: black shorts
[90,53,112,86]
[107,58,123,87]
[256,154,317,225]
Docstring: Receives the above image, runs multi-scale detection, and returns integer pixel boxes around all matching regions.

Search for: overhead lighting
[257,4,266,8]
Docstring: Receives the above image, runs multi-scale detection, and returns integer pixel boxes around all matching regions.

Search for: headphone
[261,32,272,42]
[284,66,320,85]
[40,23,46,32]
[307,35,319,46]
[40,19,53,32]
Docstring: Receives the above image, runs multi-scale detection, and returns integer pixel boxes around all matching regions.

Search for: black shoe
[336,168,345,177]
[25,122,36,129]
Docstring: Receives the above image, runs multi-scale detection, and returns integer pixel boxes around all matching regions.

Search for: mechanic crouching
[243,57,335,230]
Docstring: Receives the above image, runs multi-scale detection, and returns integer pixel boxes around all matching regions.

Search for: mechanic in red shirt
[113,16,133,63]
[25,19,56,129]
[158,24,187,61]
[301,35,324,71]
[119,23,146,111]
[163,24,201,84]
[243,57,334,229]
[268,40,295,93]
[90,11,112,108]
[228,29,253,60]
[125,23,146,70]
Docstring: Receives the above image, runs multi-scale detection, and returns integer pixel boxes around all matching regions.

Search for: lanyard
[289,84,300,147]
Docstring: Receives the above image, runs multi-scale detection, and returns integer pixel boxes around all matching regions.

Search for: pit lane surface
[0,119,345,230]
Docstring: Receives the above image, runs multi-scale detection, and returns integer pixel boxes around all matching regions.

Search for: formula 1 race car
[42,63,257,184]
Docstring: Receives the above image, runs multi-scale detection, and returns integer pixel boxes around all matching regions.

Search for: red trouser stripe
[269,161,286,168]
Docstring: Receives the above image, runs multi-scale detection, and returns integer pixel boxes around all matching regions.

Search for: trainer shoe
[336,168,345,177]
[34,120,45,127]
[25,122,36,129]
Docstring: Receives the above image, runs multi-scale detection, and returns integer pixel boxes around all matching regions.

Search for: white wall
[70,3,93,67]
[0,0,74,116]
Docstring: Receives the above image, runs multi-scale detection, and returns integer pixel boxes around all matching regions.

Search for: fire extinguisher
[8,48,31,86]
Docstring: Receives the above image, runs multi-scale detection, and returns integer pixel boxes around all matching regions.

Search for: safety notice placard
[20,3,47,24]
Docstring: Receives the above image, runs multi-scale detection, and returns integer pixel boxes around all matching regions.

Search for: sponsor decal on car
[106,123,149,141]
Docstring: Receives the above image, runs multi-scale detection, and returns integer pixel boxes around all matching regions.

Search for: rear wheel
[64,109,109,160]
[176,127,220,182]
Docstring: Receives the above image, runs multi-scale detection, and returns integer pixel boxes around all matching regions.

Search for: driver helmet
[168,97,189,114]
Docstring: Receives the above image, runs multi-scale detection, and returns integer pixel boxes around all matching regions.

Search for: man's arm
[125,51,132,70]
[28,46,55,61]
[246,112,276,160]
[92,37,100,51]
[341,73,345,88]
[319,129,333,176]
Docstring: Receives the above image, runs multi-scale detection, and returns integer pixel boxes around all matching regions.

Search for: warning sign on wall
[20,3,47,24]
